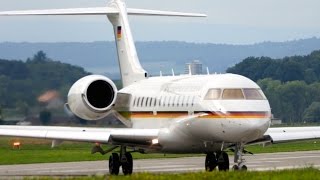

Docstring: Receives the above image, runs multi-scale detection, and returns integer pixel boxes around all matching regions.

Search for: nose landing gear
[232,143,248,171]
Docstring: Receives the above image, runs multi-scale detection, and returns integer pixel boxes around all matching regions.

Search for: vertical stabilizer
[107,0,147,87]
[0,0,206,87]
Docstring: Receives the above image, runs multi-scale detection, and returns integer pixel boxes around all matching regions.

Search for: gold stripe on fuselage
[120,111,270,119]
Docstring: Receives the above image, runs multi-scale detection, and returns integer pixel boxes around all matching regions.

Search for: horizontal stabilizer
[0,7,206,17]
[0,7,119,16]
[127,8,206,17]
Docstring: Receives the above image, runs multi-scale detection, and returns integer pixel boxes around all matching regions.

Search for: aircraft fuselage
[116,73,271,153]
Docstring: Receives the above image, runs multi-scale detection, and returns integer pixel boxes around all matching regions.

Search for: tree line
[0,51,90,110]
[227,50,320,123]
[227,50,320,83]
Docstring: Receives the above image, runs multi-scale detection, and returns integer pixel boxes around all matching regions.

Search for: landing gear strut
[232,143,247,171]
[205,151,229,171]
[108,146,133,175]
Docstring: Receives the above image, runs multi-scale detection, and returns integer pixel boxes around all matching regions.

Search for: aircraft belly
[129,116,270,153]
[188,118,270,143]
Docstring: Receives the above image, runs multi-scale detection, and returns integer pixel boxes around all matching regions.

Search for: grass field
[0,137,319,165]
[22,168,320,180]
[108,168,320,180]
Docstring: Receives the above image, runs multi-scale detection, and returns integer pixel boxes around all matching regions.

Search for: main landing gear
[109,146,133,175]
[205,144,249,171]
[205,151,229,171]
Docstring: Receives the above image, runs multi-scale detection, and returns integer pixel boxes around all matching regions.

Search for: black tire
[232,165,239,171]
[122,152,133,175]
[109,153,120,175]
[217,151,229,171]
[241,165,247,171]
[205,153,217,171]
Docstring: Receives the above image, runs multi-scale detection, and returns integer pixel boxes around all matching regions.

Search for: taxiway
[0,150,319,176]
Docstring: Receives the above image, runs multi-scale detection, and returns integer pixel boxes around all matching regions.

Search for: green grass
[247,140,320,153]
[23,168,320,180]
[109,168,320,180]
[0,137,319,165]
[0,137,197,165]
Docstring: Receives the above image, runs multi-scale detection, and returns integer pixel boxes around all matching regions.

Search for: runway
[0,151,319,176]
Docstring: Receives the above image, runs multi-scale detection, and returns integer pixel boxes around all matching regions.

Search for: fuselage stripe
[119,111,270,119]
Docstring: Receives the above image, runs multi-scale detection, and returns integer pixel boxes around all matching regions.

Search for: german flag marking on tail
[117,26,122,40]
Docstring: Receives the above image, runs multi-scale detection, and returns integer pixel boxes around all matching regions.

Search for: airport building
[185,60,203,75]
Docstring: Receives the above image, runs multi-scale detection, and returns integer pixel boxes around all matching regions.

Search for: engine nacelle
[67,75,118,120]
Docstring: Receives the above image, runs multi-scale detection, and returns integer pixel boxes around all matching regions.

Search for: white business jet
[0,0,320,175]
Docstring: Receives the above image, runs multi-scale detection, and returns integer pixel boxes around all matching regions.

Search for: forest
[227,50,320,123]
[0,51,90,108]
[1,50,320,124]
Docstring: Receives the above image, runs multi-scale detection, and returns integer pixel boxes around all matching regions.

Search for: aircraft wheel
[232,165,239,171]
[122,152,133,175]
[240,165,247,171]
[109,153,120,175]
[205,152,217,171]
[217,151,229,171]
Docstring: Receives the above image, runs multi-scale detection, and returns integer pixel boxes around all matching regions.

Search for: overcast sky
[0,0,319,44]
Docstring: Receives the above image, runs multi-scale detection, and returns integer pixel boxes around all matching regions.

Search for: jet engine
[67,75,118,120]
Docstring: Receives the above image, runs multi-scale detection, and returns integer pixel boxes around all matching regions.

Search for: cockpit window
[243,89,265,100]
[204,89,221,100]
[222,89,244,99]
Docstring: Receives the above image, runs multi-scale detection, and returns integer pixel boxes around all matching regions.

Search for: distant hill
[0,37,320,78]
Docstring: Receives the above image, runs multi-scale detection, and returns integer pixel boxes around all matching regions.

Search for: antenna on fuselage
[160,71,163,77]
[172,69,175,76]
[206,67,210,75]
[188,64,192,76]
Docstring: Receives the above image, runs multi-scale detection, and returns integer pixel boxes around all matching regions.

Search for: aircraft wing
[0,125,159,146]
[263,126,320,143]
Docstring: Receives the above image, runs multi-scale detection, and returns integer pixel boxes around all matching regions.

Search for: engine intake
[68,75,118,120]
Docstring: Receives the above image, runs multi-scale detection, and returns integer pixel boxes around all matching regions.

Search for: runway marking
[135,164,196,169]
[253,165,320,171]
[138,167,204,172]
[0,166,86,171]
[248,161,281,163]
[35,169,108,173]
[259,155,319,161]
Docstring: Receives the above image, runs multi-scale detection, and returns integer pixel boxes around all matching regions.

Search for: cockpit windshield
[204,89,221,100]
[204,88,266,100]
[222,89,244,99]
[243,88,264,100]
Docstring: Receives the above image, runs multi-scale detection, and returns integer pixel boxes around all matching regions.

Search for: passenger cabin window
[222,89,244,100]
[204,89,221,100]
[243,89,264,100]
[177,96,181,107]
[137,97,141,107]
[141,97,144,107]
[133,97,136,106]
[146,97,149,107]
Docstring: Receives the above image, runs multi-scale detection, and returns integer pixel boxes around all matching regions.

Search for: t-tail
[0,0,206,87]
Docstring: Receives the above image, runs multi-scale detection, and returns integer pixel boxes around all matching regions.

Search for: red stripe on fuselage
[120,111,270,119]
